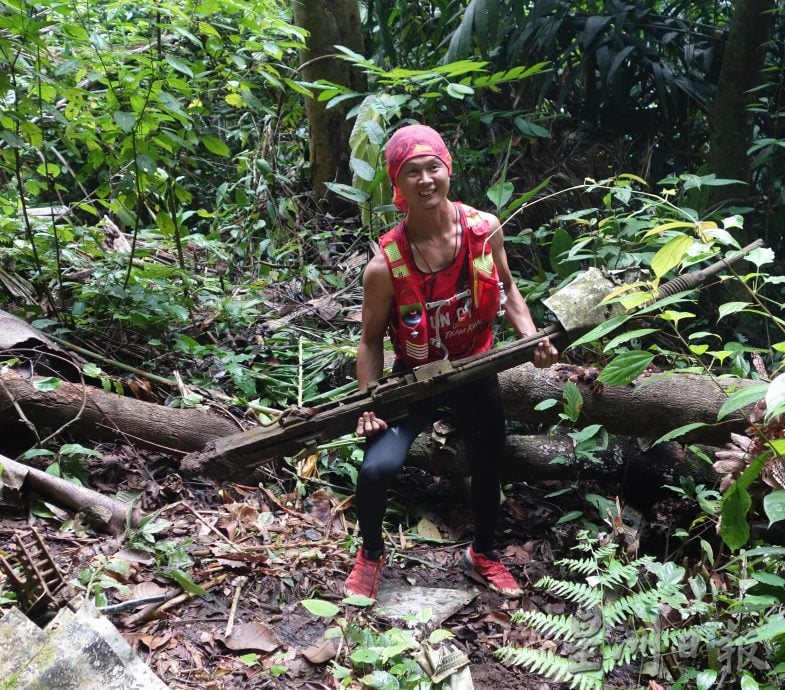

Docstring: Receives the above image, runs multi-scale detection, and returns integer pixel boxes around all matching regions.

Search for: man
[345,124,558,600]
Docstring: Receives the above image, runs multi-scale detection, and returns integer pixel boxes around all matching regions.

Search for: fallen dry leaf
[301,639,337,664]
[417,516,442,541]
[222,622,281,652]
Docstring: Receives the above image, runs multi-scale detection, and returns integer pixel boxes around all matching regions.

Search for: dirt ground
[0,444,687,689]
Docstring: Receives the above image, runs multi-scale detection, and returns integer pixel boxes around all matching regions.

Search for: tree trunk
[184,363,754,478]
[708,0,775,204]
[498,363,752,447]
[0,453,140,534]
[0,372,243,456]
[292,0,366,209]
[1,366,754,482]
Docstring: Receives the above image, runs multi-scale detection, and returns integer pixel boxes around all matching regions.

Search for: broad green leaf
[323,182,369,203]
[651,234,693,279]
[717,383,768,421]
[1,129,24,148]
[82,363,102,378]
[721,482,751,551]
[718,301,752,320]
[619,291,653,310]
[556,510,583,524]
[486,180,513,209]
[764,491,785,527]
[156,211,176,235]
[721,452,769,550]
[744,246,775,268]
[658,310,695,327]
[549,227,579,279]
[202,135,230,156]
[33,377,62,392]
[702,227,740,248]
[113,111,135,133]
[603,328,657,352]
[342,594,375,607]
[696,670,718,690]
[168,569,209,596]
[301,598,339,617]
[641,220,695,238]
[568,314,631,349]
[737,616,785,645]
[165,54,193,77]
[569,423,604,444]
[446,82,474,99]
[597,351,654,386]
[359,670,397,689]
[534,398,558,411]
[429,629,454,644]
[350,156,376,182]
[765,373,785,420]
[59,443,102,457]
[562,380,583,422]
[651,422,708,447]
[514,117,551,138]
[351,647,381,664]
[19,448,56,460]
[35,162,61,178]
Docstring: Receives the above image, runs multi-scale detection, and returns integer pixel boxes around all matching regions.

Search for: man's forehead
[400,155,445,168]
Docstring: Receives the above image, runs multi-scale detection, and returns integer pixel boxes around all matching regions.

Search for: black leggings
[355,373,506,554]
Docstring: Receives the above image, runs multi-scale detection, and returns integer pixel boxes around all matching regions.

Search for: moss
[0,671,20,689]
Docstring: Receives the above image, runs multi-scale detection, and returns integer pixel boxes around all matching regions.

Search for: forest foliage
[2,0,785,687]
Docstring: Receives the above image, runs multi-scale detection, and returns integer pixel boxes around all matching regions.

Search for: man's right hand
[356,411,388,438]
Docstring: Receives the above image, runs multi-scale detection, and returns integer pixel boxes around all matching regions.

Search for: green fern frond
[569,538,617,561]
[496,646,604,690]
[534,576,603,608]
[602,589,661,626]
[600,621,727,674]
[665,621,724,649]
[512,610,590,642]
[557,556,600,576]
[602,628,662,672]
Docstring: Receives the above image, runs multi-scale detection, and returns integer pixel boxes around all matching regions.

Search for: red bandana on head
[385,124,452,211]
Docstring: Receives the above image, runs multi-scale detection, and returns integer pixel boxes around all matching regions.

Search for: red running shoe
[461,546,523,598]
[344,548,385,599]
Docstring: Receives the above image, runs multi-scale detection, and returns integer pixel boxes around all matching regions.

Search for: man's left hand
[532,337,559,368]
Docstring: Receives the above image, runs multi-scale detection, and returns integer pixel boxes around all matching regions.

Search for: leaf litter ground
[0,443,691,689]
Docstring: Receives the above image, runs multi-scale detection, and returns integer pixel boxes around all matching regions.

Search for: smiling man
[344,124,558,600]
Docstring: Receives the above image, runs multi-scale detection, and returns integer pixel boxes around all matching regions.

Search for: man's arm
[485,213,559,367]
[355,252,395,435]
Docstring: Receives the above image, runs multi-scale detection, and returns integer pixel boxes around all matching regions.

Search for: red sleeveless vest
[379,203,501,368]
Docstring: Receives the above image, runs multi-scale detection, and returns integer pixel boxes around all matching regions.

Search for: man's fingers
[356,411,388,437]
[532,339,559,368]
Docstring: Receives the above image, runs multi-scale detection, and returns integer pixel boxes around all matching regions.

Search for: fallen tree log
[497,363,754,448]
[0,372,244,454]
[1,367,750,483]
[407,432,717,501]
[0,453,140,534]
[183,363,754,478]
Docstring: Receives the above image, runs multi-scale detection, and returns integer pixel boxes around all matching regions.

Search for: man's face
[396,155,450,210]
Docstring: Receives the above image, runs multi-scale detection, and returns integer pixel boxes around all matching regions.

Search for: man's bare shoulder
[475,208,501,229]
[362,251,394,293]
